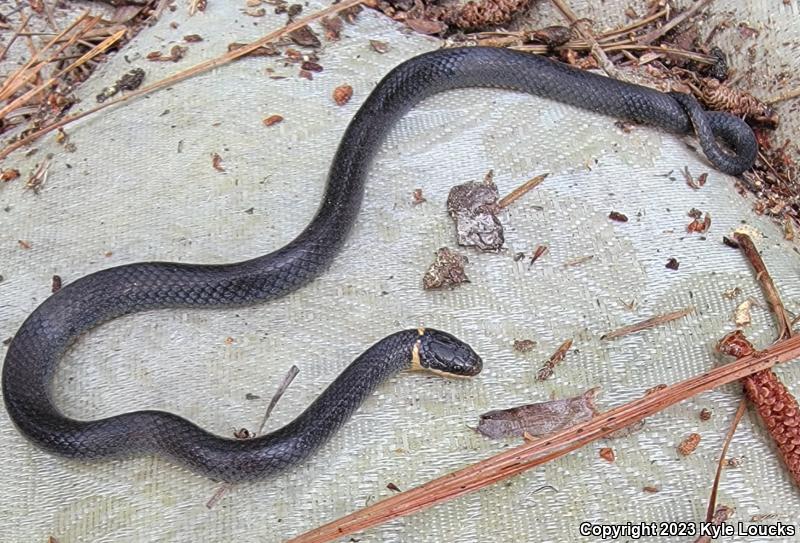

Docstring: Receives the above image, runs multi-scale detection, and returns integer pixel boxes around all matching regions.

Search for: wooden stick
[289,333,800,543]
[734,232,792,339]
[704,399,747,522]
[0,13,32,62]
[600,307,694,340]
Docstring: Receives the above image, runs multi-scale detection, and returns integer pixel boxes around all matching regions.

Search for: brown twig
[288,334,800,543]
[766,86,800,105]
[206,364,301,509]
[0,13,32,62]
[549,0,619,77]
[734,232,792,339]
[638,0,714,45]
[0,12,92,103]
[0,0,365,161]
[704,399,747,523]
[497,173,547,209]
[0,27,125,120]
[600,307,694,340]
[536,339,572,381]
[257,365,300,434]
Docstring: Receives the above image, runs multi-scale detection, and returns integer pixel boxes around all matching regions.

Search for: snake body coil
[2,48,757,483]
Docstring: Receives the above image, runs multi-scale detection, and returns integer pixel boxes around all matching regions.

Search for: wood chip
[263,115,284,127]
[599,447,615,462]
[333,84,353,106]
[677,433,701,456]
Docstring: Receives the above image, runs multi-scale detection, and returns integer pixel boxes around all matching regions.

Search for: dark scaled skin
[2,47,755,483]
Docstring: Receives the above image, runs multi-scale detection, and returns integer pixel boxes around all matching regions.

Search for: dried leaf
[370,40,389,54]
[665,258,680,270]
[405,18,446,35]
[321,16,343,41]
[289,25,321,47]
[476,388,599,439]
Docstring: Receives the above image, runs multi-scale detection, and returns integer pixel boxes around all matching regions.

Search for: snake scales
[2,47,757,483]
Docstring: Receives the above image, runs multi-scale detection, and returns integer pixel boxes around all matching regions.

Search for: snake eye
[418,329,482,376]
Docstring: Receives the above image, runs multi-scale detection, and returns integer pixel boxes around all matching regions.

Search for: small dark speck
[244,207,254,214]
[245,393,261,400]
[0,274,4,282]
[4,206,12,212]
[380,291,388,295]
[66,163,72,169]
[2,337,12,346]
[160,109,170,116]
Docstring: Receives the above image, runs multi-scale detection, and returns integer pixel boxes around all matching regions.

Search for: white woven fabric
[1,1,798,541]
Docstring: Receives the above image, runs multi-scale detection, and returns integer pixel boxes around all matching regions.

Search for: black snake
[2,47,757,483]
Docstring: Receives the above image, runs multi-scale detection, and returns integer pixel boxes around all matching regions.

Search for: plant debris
[211,152,225,172]
[528,244,548,267]
[497,173,547,209]
[476,388,598,439]
[535,339,573,381]
[687,209,711,234]
[446,171,504,251]
[333,84,353,106]
[1,169,20,182]
[422,247,469,290]
[96,68,145,103]
[608,211,628,222]
[513,339,537,353]
[51,274,62,293]
[733,299,754,327]
[263,114,284,127]
[411,188,426,205]
[677,433,701,456]
[599,447,615,463]
[369,40,389,54]
[289,25,321,47]
[699,408,712,421]
[665,258,680,270]
[601,307,694,340]
[146,45,187,62]
[683,166,708,190]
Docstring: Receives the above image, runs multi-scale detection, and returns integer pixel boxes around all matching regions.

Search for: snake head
[415,328,482,377]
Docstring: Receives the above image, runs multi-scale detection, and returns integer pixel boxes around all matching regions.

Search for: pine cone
[742,369,800,485]
[697,78,778,128]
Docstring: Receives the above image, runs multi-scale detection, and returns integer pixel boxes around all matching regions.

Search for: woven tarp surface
[1,1,799,541]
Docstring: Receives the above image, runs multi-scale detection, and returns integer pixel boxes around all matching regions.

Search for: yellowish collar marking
[410,339,423,371]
